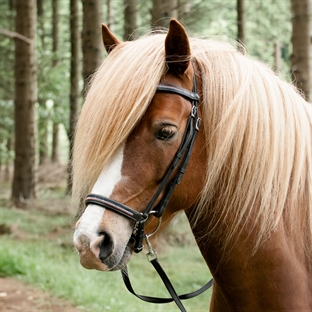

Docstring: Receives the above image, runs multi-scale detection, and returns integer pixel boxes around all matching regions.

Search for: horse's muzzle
[74,229,111,271]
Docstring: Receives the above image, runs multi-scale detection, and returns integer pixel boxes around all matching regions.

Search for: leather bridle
[85,68,213,311]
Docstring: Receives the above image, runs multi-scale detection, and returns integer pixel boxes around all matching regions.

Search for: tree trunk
[81,0,103,93]
[237,0,246,46]
[12,0,38,205]
[39,113,49,164]
[5,137,12,181]
[68,0,81,193]
[51,0,60,162]
[151,0,178,28]
[124,0,137,40]
[51,123,60,163]
[37,0,43,17]
[291,0,311,102]
[36,2,49,165]
[37,0,46,51]
[9,0,16,10]
[52,0,59,67]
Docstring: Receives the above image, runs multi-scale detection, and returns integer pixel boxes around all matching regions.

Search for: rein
[85,70,213,311]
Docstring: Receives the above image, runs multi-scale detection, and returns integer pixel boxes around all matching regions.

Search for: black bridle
[86,72,201,251]
[85,70,213,311]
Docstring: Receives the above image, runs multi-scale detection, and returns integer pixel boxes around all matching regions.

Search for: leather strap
[121,259,213,311]
[157,83,200,102]
[85,195,146,222]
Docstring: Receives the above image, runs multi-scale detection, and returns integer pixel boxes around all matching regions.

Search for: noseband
[85,69,212,311]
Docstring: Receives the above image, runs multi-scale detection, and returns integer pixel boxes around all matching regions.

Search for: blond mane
[72,33,312,260]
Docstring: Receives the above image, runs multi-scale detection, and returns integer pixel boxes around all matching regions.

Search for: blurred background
[0,0,311,311]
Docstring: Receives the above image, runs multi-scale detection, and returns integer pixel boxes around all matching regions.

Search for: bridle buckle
[132,215,162,254]
[145,235,158,262]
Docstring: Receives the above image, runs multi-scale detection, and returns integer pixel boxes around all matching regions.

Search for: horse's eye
[156,125,177,141]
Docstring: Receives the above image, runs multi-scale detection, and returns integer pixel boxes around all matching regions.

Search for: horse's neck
[186,213,312,312]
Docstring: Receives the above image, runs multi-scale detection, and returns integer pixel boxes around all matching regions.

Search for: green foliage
[0,100,14,165]
[0,0,73,164]
[0,248,25,277]
[36,0,72,139]
[177,0,291,79]
[37,51,71,131]
[0,1,15,165]
[106,0,292,79]
[246,0,291,79]
[0,207,72,235]
[0,0,15,102]
[180,0,237,37]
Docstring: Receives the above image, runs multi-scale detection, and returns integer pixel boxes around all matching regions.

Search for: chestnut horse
[73,19,312,311]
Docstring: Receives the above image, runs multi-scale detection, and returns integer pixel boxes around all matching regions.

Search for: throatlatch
[85,68,213,312]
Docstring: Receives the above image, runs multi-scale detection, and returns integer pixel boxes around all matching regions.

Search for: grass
[0,195,212,311]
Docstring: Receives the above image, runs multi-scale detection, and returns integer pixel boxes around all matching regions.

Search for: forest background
[0,0,311,311]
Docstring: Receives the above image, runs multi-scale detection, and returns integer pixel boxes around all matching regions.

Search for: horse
[72,19,312,311]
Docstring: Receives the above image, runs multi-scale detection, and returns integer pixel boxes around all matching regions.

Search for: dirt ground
[0,277,83,312]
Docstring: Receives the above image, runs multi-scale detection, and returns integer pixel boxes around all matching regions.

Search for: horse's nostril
[98,231,114,261]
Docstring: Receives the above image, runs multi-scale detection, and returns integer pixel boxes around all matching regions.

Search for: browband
[157,83,200,102]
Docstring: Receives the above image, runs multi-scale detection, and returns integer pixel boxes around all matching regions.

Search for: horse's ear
[102,24,121,54]
[165,19,191,76]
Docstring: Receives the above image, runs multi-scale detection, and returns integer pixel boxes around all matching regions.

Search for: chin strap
[121,235,213,312]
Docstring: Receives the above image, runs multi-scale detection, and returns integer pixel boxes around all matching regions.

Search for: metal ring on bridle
[146,216,162,238]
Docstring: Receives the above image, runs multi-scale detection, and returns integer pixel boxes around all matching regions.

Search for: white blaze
[74,146,124,247]
[91,146,124,196]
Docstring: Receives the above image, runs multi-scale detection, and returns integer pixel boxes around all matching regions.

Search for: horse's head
[73,20,206,271]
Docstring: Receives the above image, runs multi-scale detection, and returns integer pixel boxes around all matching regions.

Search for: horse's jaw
[100,242,133,272]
